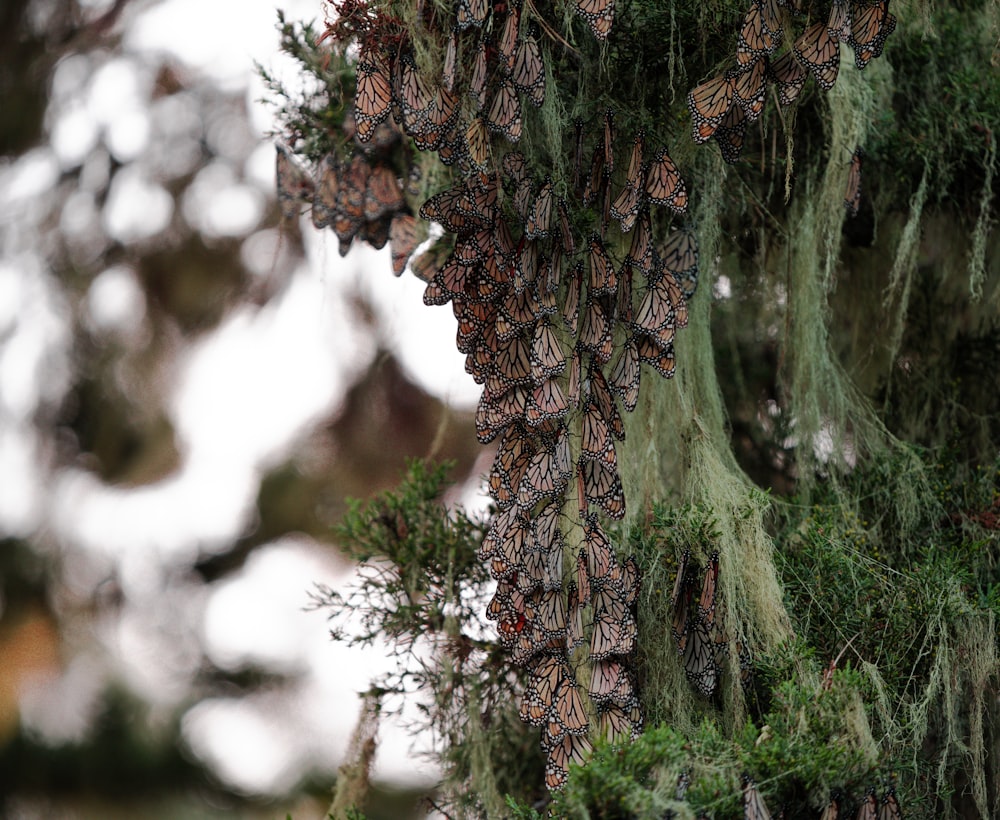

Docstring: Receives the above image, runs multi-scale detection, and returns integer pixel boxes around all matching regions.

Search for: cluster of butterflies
[415,117,696,786]
[352,0,548,170]
[275,139,423,272]
[743,779,904,820]
[686,0,897,164]
[669,550,755,699]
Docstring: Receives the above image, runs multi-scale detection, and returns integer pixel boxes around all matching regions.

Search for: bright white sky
[0,0,487,799]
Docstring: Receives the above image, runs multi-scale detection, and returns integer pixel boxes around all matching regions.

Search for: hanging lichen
[274,0,1000,815]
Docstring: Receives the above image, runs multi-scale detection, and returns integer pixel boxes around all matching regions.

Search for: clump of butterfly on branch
[273,0,896,795]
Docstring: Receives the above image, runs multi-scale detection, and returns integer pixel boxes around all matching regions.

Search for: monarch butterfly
[597,699,642,745]
[623,129,645,186]
[581,399,617,465]
[420,185,475,234]
[588,363,625,439]
[609,336,640,412]
[845,147,863,217]
[582,514,615,583]
[489,424,535,508]
[578,297,614,364]
[555,197,575,258]
[878,789,901,820]
[329,156,369,248]
[671,569,694,653]
[388,213,420,276]
[464,116,490,172]
[618,555,639,606]
[575,0,615,41]
[498,1,521,75]
[363,165,403,222]
[455,231,490,273]
[470,38,489,108]
[610,133,644,231]
[731,59,768,122]
[441,27,458,92]
[526,178,554,239]
[436,127,463,166]
[566,582,586,649]
[603,109,616,175]
[688,74,735,143]
[611,180,642,234]
[827,0,851,40]
[850,4,895,69]
[428,83,459,132]
[531,498,562,551]
[587,233,617,295]
[767,49,807,106]
[583,139,606,207]
[590,659,633,705]
[513,31,546,107]
[713,101,748,164]
[856,788,878,820]
[848,0,888,52]
[456,299,494,354]
[354,52,393,143]
[487,76,523,142]
[476,384,528,442]
[395,53,432,135]
[527,321,566,384]
[521,654,566,721]
[627,208,653,274]
[360,215,391,250]
[590,585,636,658]
[615,257,634,324]
[563,263,583,335]
[456,0,488,30]
[676,770,690,800]
[486,508,533,579]
[308,153,337,229]
[820,794,841,820]
[794,21,840,91]
[737,1,779,66]
[539,535,564,591]
[743,776,774,820]
[430,254,472,303]
[412,238,447,284]
[633,276,677,343]
[486,578,524,621]
[526,378,570,427]
[635,334,676,379]
[659,229,700,299]
[645,147,688,213]
[517,428,572,507]
[566,345,582,407]
[759,0,784,40]
[545,664,589,736]
[525,587,568,639]
[698,552,719,625]
[487,335,532,394]
[580,457,626,519]
[480,504,528,561]
[546,676,590,744]
[544,732,592,790]
[274,143,316,221]
[499,286,539,338]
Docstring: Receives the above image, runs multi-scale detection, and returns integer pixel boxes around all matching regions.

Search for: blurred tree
[0,0,480,816]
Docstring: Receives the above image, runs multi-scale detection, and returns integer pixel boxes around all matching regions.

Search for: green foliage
[875,4,1000,205]
[259,12,355,160]
[311,461,546,817]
